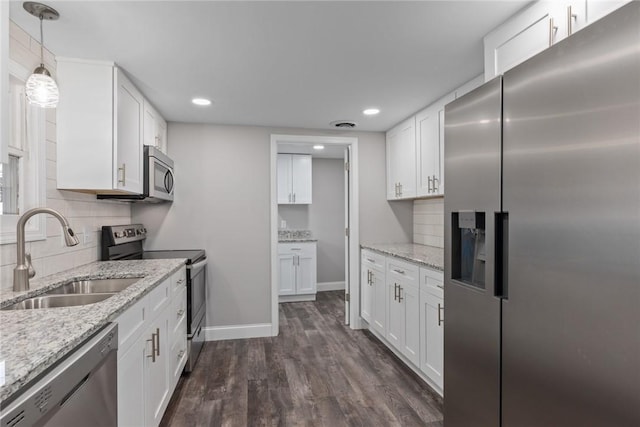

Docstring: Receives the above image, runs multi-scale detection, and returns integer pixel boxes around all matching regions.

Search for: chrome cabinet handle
[146,331,157,362]
[433,175,439,192]
[394,283,398,301]
[392,268,405,275]
[288,193,292,203]
[369,271,374,285]
[438,303,444,326]
[398,286,403,303]
[177,278,185,284]
[367,258,375,263]
[293,193,296,203]
[567,5,576,36]
[118,164,126,185]
[177,308,185,318]
[427,176,432,193]
[394,182,398,197]
[155,327,160,357]
[549,17,557,47]
[436,284,444,289]
[177,349,185,360]
[398,183,402,196]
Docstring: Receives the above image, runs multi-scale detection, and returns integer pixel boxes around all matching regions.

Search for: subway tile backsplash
[0,21,131,291]
[413,199,444,248]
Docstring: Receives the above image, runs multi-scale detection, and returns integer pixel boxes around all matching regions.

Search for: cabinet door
[360,266,373,323]
[386,117,416,200]
[277,154,292,204]
[144,314,171,427]
[296,252,317,294]
[401,283,420,366]
[371,266,386,336]
[156,117,168,153]
[278,253,296,295]
[421,291,444,389]
[484,2,562,80]
[586,0,630,24]
[291,154,312,204]
[386,278,403,350]
[115,71,144,193]
[117,336,146,427]
[416,106,439,197]
[143,101,157,147]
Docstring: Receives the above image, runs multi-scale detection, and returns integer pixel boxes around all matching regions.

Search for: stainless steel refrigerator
[443,3,640,426]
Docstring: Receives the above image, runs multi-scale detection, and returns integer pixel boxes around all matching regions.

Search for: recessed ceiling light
[363,108,380,116]
[192,97,212,106]
[313,145,325,150]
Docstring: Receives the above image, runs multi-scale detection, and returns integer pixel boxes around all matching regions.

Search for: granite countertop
[278,229,317,243]
[361,243,444,271]
[0,259,186,404]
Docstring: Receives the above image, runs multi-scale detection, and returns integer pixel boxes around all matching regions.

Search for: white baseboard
[279,294,316,303]
[203,323,273,341]
[317,281,345,291]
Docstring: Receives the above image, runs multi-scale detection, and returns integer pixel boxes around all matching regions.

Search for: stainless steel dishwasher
[0,323,118,427]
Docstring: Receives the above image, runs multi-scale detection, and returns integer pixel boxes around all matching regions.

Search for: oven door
[187,259,207,335]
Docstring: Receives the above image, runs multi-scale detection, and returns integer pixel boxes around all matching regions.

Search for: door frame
[270,134,361,335]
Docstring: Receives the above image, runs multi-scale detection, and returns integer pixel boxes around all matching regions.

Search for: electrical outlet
[83,227,93,245]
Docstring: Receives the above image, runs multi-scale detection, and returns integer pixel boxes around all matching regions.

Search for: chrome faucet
[14,207,80,292]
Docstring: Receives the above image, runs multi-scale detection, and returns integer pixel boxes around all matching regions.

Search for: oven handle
[187,259,207,275]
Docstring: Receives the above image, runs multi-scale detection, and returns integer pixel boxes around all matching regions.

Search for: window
[0,61,46,244]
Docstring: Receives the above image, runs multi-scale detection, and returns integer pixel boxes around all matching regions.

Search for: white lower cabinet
[116,266,187,427]
[278,242,317,300]
[360,249,444,395]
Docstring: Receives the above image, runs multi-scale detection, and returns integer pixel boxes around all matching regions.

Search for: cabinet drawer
[278,242,316,256]
[116,295,148,354]
[420,267,444,298]
[171,286,187,339]
[147,278,170,320]
[170,327,188,385]
[361,250,385,270]
[386,258,419,286]
[171,267,186,295]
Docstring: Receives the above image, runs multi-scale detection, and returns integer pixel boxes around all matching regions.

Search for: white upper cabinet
[386,116,417,200]
[416,91,455,198]
[57,58,144,194]
[143,100,168,154]
[277,154,312,204]
[484,0,630,80]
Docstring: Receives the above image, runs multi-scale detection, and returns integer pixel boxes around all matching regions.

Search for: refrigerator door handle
[495,212,509,299]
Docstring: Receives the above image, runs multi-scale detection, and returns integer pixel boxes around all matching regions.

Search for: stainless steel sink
[2,293,115,310]
[45,278,142,295]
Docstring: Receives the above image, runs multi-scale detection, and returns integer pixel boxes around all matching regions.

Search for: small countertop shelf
[361,243,444,272]
[0,259,186,405]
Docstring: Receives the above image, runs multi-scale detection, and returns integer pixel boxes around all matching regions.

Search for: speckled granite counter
[278,238,318,243]
[0,259,185,404]
[278,229,317,243]
[361,243,444,271]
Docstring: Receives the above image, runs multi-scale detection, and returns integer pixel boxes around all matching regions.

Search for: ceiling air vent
[330,120,357,129]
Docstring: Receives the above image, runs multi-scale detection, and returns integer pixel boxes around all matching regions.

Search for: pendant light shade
[23,2,60,108]
[26,65,59,108]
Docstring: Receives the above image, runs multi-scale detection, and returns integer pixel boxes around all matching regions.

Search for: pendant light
[23,2,59,108]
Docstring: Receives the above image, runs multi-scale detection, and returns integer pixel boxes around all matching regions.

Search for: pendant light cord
[39,15,44,65]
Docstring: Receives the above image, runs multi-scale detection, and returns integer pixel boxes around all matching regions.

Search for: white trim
[317,281,345,291]
[203,323,272,341]
[279,294,316,303]
[270,134,362,336]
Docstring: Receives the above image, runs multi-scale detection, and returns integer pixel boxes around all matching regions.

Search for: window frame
[0,59,47,245]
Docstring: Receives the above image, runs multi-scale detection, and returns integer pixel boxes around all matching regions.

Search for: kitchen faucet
[14,207,80,292]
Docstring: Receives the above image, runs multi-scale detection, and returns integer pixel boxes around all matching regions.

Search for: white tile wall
[413,198,444,248]
[0,22,131,291]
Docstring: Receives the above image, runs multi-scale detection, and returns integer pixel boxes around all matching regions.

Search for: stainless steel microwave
[97,146,174,203]
[145,146,174,202]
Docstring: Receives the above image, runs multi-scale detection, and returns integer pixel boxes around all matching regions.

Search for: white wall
[0,21,131,291]
[132,123,412,328]
[279,158,345,284]
[413,198,444,248]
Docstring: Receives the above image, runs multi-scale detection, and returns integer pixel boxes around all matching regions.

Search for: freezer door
[501,3,640,426]
[444,77,502,427]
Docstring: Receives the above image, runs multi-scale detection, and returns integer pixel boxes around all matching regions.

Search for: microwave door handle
[164,169,174,193]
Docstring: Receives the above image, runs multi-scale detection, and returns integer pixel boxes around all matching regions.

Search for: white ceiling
[9,1,530,132]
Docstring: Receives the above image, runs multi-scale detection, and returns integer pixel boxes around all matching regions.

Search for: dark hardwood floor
[161,291,443,427]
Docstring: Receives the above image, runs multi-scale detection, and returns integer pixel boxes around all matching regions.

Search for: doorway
[270,134,360,335]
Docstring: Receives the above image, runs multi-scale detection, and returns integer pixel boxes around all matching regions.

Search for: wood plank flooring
[160,291,443,427]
